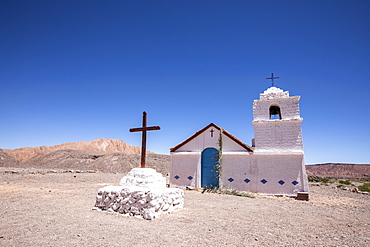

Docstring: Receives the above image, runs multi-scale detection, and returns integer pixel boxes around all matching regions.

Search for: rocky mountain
[306,163,370,179]
[2,138,151,162]
[1,138,169,175]
[20,150,170,175]
[0,149,19,167]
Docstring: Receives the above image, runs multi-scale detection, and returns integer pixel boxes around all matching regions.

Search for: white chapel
[170,85,309,197]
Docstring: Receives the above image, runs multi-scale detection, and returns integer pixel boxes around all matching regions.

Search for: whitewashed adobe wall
[221,154,307,195]
[171,151,308,195]
[170,154,199,188]
[253,121,303,152]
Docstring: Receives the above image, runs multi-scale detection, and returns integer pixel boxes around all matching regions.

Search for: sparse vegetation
[339,180,352,185]
[308,177,321,182]
[223,189,256,198]
[310,177,370,193]
[201,186,255,198]
[321,177,333,183]
[358,182,370,192]
[216,128,223,186]
[309,177,332,185]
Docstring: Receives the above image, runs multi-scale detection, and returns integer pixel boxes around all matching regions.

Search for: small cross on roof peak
[266,73,279,87]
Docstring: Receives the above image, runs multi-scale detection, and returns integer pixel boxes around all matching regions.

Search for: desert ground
[0,167,369,247]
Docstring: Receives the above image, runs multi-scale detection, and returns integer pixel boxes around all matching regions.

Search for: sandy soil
[0,167,369,246]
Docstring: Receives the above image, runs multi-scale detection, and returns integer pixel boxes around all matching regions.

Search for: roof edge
[170,123,253,153]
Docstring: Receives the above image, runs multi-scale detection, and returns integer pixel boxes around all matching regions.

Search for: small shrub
[309,177,321,182]
[201,187,255,198]
[223,189,255,198]
[337,184,344,188]
[201,186,220,194]
[358,182,370,192]
[322,178,333,183]
[339,180,352,185]
[308,177,332,183]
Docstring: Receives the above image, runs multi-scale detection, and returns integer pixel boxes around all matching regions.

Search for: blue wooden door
[201,148,219,188]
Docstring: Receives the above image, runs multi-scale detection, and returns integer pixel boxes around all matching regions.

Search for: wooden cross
[129,111,160,168]
[266,73,279,87]
[210,129,214,137]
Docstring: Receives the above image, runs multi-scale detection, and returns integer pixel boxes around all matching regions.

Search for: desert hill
[306,163,370,179]
[19,150,170,175]
[1,138,170,175]
[0,149,19,167]
[2,138,150,162]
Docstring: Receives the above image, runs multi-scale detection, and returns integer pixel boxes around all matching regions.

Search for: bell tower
[252,86,303,153]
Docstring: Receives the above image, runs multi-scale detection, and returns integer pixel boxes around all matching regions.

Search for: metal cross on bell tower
[266,73,280,87]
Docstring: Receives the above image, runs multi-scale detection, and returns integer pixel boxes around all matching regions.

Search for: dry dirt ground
[0,167,369,247]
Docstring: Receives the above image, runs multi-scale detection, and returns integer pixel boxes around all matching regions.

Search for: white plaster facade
[170,86,309,196]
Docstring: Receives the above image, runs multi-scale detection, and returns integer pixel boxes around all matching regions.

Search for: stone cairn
[93,168,184,220]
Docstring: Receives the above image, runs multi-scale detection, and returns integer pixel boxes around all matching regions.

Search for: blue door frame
[201,148,219,188]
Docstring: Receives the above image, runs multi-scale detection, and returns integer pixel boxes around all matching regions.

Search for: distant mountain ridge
[1,140,368,178]
[20,150,170,175]
[306,163,370,179]
[3,138,151,162]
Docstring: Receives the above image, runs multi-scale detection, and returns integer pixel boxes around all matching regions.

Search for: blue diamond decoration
[228,177,234,182]
[292,181,299,185]
[278,180,285,185]
[187,176,193,180]
[260,179,267,184]
[244,178,251,183]
[174,175,180,180]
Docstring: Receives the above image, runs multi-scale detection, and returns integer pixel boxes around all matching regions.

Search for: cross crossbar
[130,126,160,132]
[129,111,160,168]
[266,73,280,87]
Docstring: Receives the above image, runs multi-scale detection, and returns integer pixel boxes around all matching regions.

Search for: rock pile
[94,186,184,220]
[93,168,184,220]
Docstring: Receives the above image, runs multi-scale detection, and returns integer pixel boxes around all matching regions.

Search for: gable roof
[170,123,253,152]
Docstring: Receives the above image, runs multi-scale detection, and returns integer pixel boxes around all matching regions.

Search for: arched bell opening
[269,105,282,120]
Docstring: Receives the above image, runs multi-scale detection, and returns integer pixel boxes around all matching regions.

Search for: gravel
[0,167,369,246]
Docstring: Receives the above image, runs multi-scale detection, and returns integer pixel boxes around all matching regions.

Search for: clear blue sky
[1,0,369,164]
